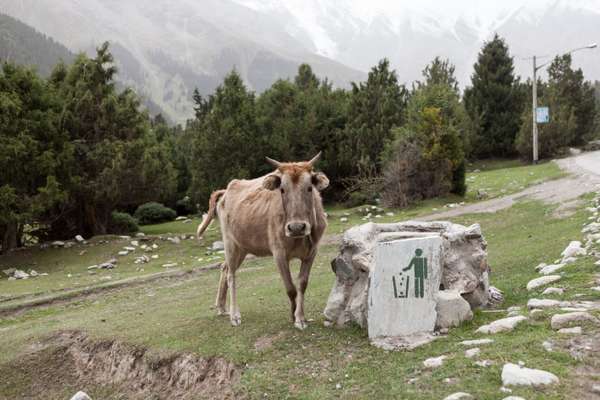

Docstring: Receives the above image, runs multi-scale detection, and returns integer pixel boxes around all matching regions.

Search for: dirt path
[420,151,600,221]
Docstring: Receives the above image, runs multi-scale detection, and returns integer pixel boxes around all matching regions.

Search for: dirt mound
[6,330,241,399]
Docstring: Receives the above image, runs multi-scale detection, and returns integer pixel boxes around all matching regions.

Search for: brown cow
[196,153,329,329]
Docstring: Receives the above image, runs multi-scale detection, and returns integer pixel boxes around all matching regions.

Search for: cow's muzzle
[286,221,311,237]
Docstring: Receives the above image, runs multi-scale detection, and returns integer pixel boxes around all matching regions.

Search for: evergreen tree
[189,70,260,205]
[342,59,408,175]
[464,34,523,157]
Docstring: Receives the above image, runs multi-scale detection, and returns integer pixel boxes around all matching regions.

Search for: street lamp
[531,43,597,163]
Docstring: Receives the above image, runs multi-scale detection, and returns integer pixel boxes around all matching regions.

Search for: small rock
[167,237,181,244]
[542,287,564,295]
[152,243,159,249]
[501,363,559,386]
[435,290,473,329]
[123,246,136,251]
[151,254,159,259]
[118,250,129,256]
[539,263,566,275]
[499,387,512,393]
[2,268,16,277]
[136,232,145,237]
[183,219,193,224]
[592,384,600,394]
[70,391,92,400]
[475,360,493,367]
[527,298,562,309]
[423,355,447,369]
[529,309,544,319]
[175,216,187,221]
[131,240,139,247]
[460,339,494,346]
[28,269,39,277]
[534,262,547,271]
[465,348,480,358]
[51,240,65,247]
[558,326,582,334]
[162,263,178,268]
[340,217,348,222]
[502,396,525,400]
[561,241,586,259]
[443,393,473,400]
[386,212,394,217]
[74,235,84,243]
[562,257,577,264]
[527,275,561,291]
[476,316,527,334]
[550,312,599,330]
[212,241,225,251]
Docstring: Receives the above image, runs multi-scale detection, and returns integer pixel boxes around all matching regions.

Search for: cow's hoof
[294,320,307,330]
[230,313,242,326]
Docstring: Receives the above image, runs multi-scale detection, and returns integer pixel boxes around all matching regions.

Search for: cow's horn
[308,151,322,166]
[265,156,282,168]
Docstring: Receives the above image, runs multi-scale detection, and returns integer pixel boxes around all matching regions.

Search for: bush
[134,202,176,225]
[175,196,195,216]
[109,211,139,234]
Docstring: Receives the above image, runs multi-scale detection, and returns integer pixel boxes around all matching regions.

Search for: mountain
[2,0,599,123]
[0,0,364,123]
[235,0,600,86]
[0,12,74,76]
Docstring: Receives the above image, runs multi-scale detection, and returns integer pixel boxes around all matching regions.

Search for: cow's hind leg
[274,252,298,325]
[215,262,228,315]
[295,254,316,330]
[225,245,245,326]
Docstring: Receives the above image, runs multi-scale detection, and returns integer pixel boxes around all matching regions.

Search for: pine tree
[464,34,523,157]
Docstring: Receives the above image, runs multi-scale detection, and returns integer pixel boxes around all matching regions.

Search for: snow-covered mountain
[2,0,599,123]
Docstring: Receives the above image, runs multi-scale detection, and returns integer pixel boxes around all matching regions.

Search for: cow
[196,153,329,330]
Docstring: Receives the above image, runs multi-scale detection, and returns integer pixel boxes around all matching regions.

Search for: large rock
[501,363,559,386]
[70,392,92,400]
[435,290,473,329]
[526,275,561,291]
[323,221,497,329]
[561,241,586,259]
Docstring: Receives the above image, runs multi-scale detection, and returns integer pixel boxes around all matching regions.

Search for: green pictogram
[392,248,428,298]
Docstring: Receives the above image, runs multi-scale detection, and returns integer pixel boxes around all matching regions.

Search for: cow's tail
[196,189,226,240]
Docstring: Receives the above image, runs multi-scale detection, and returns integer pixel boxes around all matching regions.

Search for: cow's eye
[280,188,285,194]
[308,187,313,192]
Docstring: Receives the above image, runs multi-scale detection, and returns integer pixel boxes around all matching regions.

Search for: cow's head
[263,152,329,238]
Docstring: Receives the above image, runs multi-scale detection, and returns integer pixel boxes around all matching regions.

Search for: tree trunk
[1,221,19,254]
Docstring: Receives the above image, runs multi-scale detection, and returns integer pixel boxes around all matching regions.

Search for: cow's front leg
[225,245,245,326]
[295,254,315,330]
[273,252,298,325]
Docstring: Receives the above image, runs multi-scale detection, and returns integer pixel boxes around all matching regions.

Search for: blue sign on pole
[536,107,549,123]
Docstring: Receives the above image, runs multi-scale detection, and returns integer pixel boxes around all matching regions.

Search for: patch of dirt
[553,199,583,218]
[558,327,600,399]
[254,331,285,352]
[3,330,242,400]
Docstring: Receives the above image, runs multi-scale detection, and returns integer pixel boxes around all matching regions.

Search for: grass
[1,193,599,399]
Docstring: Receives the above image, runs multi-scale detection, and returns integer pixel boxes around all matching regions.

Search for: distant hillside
[0,12,74,76]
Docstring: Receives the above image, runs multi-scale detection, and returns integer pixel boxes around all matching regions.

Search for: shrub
[133,202,176,225]
[175,196,195,216]
[109,211,139,234]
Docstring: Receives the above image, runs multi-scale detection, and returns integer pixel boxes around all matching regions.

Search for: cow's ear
[312,172,329,191]
[263,174,281,190]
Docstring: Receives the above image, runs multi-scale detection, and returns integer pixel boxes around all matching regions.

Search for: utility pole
[532,55,538,163]
[529,43,596,164]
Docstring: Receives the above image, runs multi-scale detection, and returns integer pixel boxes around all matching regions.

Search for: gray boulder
[435,290,473,329]
[323,221,499,328]
[70,391,92,400]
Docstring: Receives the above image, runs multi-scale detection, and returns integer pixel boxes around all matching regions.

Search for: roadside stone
[175,216,187,221]
[501,363,559,386]
[465,348,480,358]
[212,240,225,251]
[460,339,494,346]
[502,397,526,400]
[591,286,600,292]
[542,287,564,295]
[539,263,565,275]
[534,262,547,271]
[183,218,193,224]
[443,393,473,400]
[340,217,348,222]
[74,235,84,243]
[167,237,181,244]
[162,263,178,268]
[529,309,544,319]
[550,311,599,330]
[562,257,577,264]
[151,254,159,259]
[476,316,527,334]
[135,232,145,237]
[152,243,159,249]
[70,391,92,400]
[558,326,582,334]
[28,269,39,277]
[527,298,562,309]
[123,246,136,251]
[13,269,29,279]
[117,250,129,256]
[527,275,561,291]
[435,290,473,329]
[423,355,447,369]
[131,240,139,247]
[51,240,65,247]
